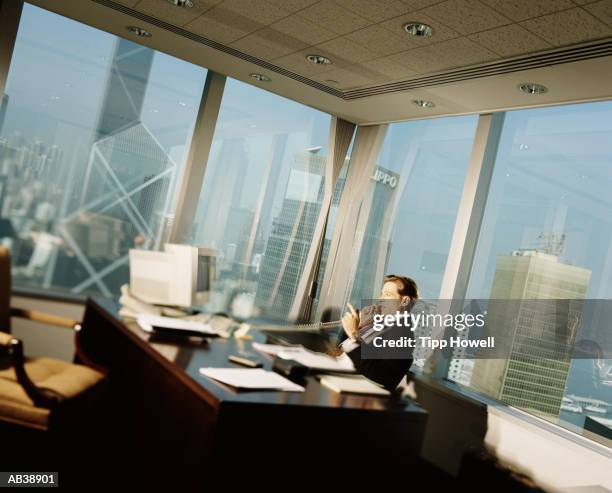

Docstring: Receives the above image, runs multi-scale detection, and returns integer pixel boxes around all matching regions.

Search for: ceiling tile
[185,6,263,43]
[271,15,338,45]
[520,7,612,46]
[389,36,499,73]
[219,0,292,25]
[421,0,512,35]
[379,11,461,45]
[345,25,413,57]
[297,2,370,35]
[315,37,379,63]
[584,0,612,28]
[134,0,220,26]
[469,24,551,57]
[265,0,320,12]
[230,27,308,60]
[271,50,343,77]
[334,0,410,22]
[480,0,574,22]
[364,56,420,79]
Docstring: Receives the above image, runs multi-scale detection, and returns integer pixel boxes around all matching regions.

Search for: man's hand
[341,302,360,341]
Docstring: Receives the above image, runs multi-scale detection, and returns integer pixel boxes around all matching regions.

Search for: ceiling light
[166,0,194,7]
[404,22,434,37]
[306,54,332,65]
[126,26,152,37]
[250,73,271,82]
[519,82,548,95]
[324,79,339,85]
[412,99,435,108]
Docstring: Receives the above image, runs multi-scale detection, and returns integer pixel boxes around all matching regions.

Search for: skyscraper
[0,94,8,135]
[255,152,326,319]
[471,249,591,418]
[350,165,400,305]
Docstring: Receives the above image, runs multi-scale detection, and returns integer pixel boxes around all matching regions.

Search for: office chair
[0,245,106,439]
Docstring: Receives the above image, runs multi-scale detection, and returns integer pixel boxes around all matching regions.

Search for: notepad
[199,368,305,392]
[319,375,390,396]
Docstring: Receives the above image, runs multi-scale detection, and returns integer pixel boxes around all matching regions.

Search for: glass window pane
[452,102,612,446]
[189,79,331,322]
[0,4,206,297]
[347,116,478,306]
[312,138,354,319]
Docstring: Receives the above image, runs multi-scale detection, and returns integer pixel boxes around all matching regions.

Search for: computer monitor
[129,244,216,308]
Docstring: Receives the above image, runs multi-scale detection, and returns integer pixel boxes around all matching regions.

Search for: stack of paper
[251,342,301,356]
[320,375,390,396]
[252,343,355,372]
[277,348,355,372]
[199,368,305,392]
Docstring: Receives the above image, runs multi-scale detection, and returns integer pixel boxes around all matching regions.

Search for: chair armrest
[10,307,77,329]
[7,309,108,376]
[0,332,65,409]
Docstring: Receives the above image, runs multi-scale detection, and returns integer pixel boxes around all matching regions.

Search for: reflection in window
[0,5,206,296]
[347,116,477,306]
[451,102,612,446]
[189,79,332,321]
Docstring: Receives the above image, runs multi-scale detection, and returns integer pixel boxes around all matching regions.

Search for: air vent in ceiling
[93,0,612,102]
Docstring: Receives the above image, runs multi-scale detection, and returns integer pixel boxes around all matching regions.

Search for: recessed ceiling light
[518,82,548,94]
[324,79,339,85]
[126,26,152,37]
[403,22,434,37]
[166,0,194,7]
[306,54,332,65]
[412,99,435,108]
[250,73,271,82]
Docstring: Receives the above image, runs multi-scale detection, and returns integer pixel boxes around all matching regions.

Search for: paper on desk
[136,314,217,335]
[251,342,302,356]
[320,375,390,396]
[252,343,355,372]
[277,348,355,372]
[199,368,305,392]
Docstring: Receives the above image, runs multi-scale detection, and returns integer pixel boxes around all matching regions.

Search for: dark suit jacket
[338,302,414,391]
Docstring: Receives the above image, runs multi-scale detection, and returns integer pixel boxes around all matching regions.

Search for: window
[347,116,478,305]
[0,4,207,296]
[450,102,612,446]
[189,78,332,321]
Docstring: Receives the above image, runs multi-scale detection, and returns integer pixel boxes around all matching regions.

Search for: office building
[471,250,591,417]
[0,94,8,134]
[255,152,326,319]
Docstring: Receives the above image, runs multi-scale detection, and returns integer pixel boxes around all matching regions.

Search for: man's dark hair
[384,275,419,299]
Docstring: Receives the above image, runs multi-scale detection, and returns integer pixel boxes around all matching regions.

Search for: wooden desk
[79,297,428,489]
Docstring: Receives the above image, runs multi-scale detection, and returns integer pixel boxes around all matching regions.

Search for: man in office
[339,275,418,391]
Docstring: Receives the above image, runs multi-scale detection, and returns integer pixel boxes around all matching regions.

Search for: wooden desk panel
[79,297,428,488]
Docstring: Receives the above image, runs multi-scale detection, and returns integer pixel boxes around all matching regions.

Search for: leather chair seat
[0,353,105,430]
